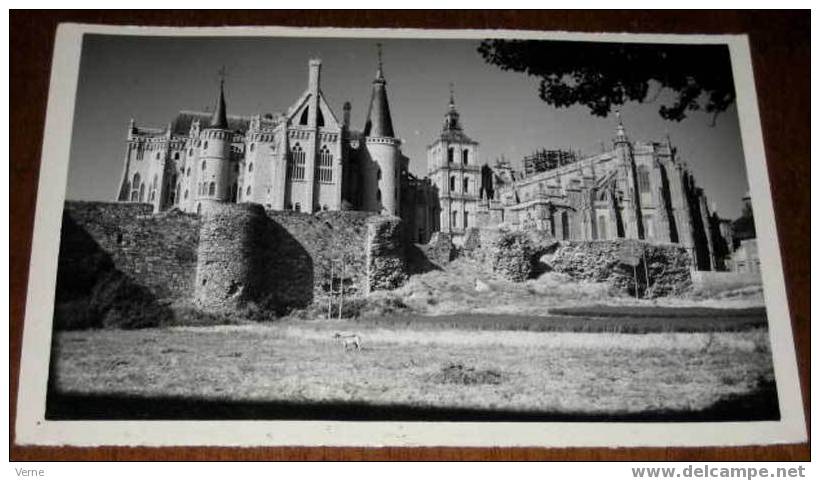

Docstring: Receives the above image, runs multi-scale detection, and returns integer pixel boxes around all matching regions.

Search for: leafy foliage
[477,40,736,123]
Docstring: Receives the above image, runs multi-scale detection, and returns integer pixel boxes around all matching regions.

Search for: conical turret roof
[210,79,229,130]
[363,46,395,138]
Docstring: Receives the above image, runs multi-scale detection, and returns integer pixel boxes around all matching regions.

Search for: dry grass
[50,321,775,416]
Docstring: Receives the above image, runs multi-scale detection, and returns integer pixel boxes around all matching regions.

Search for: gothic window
[287,143,306,180]
[246,185,252,196]
[451,210,458,228]
[201,161,206,171]
[130,173,141,201]
[250,143,255,153]
[463,212,469,229]
[317,107,325,127]
[208,182,215,196]
[447,147,454,163]
[318,146,333,183]
[139,183,146,203]
[184,189,188,200]
[463,178,469,193]
[637,165,651,193]
[450,176,456,192]
[248,162,254,173]
[463,149,469,165]
[204,141,209,150]
[299,107,309,126]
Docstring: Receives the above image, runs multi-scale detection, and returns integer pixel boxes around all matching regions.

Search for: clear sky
[68,34,750,218]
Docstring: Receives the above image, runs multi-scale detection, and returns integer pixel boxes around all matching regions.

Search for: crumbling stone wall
[60,201,200,300]
[55,202,199,328]
[366,215,407,293]
[488,230,536,282]
[547,240,693,297]
[194,202,270,310]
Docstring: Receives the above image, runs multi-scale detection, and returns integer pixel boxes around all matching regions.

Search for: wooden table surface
[9,10,810,461]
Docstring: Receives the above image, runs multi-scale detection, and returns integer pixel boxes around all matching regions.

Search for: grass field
[47,312,778,421]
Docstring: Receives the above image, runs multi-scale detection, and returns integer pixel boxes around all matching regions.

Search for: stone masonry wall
[60,201,200,300]
[365,215,407,293]
[547,240,693,297]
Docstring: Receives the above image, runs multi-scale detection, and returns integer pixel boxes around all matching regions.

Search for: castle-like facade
[117,56,408,219]
[116,53,732,272]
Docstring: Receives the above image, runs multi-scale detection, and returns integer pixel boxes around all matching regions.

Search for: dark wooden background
[10,10,809,461]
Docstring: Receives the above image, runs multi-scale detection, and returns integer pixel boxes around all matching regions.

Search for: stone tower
[362,45,401,216]
[426,85,480,234]
[197,79,233,209]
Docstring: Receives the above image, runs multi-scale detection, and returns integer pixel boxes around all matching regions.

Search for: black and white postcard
[14,24,806,447]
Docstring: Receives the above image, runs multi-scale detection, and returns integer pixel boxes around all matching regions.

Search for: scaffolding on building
[522,149,578,176]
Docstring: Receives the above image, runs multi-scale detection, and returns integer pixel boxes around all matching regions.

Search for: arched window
[463,212,469,229]
[201,161,206,171]
[248,162,254,173]
[318,146,333,183]
[246,185,252,196]
[208,182,215,196]
[463,178,469,193]
[156,152,160,160]
[189,148,193,156]
[463,149,469,165]
[637,165,651,193]
[317,107,325,127]
[449,176,456,192]
[174,152,180,160]
[186,167,191,177]
[250,143,255,152]
[377,189,382,202]
[230,182,238,202]
[299,108,309,126]
[447,147,454,163]
[139,183,145,202]
[287,143,306,180]
[204,141,209,150]
[184,189,188,200]
[130,173,141,201]
[451,210,458,228]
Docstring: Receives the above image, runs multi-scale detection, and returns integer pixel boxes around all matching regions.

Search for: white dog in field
[333,332,361,350]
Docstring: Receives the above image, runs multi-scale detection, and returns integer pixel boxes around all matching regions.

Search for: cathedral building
[475,113,728,271]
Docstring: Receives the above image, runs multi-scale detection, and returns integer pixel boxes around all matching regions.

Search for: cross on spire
[375,43,384,80]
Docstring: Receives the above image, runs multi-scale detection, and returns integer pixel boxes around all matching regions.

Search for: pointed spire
[614,109,628,144]
[210,68,228,130]
[443,82,462,132]
[364,43,395,138]
[375,43,384,81]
